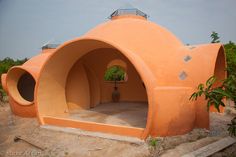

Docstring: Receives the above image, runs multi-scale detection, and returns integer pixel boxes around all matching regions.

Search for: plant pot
[112,87,120,102]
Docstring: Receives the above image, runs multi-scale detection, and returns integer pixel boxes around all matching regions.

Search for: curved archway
[210,46,227,112]
[214,46,226,82]
[7,67,36,105]
[65,48,148,127]
[107,59,127,71]
[36,38,157,138]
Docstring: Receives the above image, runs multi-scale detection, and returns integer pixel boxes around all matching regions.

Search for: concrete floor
[68,102,148,128]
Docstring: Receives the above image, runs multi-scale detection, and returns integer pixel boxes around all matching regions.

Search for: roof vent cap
[42,44,59,50]
[109,7,148,19]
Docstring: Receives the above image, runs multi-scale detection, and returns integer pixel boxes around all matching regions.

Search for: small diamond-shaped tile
[184,55,192,62]
[179,71,187,80]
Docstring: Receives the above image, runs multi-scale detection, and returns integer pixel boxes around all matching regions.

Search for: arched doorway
[37,39,156,138]
[65,48,148,128]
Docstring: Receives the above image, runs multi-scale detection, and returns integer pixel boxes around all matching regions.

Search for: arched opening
[65,48,148,128]
[214,46,226,82]
[17,72,35,102]
[104,64,127,102]
[210,46,227,112]
[37,39,153,138]
[7,67,35,105]
[107,59,127,71]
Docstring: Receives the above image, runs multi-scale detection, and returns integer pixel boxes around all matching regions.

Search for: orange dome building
[1,8,226,139]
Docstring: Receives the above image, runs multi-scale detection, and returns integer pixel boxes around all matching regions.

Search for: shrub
[104,66,125,81]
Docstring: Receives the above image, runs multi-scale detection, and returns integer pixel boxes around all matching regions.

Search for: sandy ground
[0,101,235,157]
[0,103,149,157]
[156,112,235,157]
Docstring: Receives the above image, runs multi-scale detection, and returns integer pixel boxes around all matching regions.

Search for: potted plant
[104,66,125,102]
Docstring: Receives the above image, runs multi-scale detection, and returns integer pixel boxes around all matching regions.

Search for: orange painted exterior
[1,15,226,139]
[3,50,52,117]
[1,74,7,93]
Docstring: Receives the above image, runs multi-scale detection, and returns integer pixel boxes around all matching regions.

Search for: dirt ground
[155,112,236,157]
[0,102,235,157]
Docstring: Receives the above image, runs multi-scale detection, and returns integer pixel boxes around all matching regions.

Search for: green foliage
[149,138,158,147]
[228,117,236,137]
[211,31,220,43]
[0,57,27,100]
[190,32,236,137]
[190,76,229,111]
[224,74,236,104]
[0,84,6,97]
[104,66,125,81]
[190,75,236,136]
[224,41,236,76]
[0,57,27,74]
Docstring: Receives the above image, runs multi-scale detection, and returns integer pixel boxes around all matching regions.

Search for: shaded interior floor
[66,102,148,128]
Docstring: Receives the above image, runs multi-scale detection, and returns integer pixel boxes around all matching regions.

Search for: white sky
[0,0,236,59]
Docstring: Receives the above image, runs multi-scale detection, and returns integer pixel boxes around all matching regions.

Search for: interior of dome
[63,48,148,128]
[37,40,150,136]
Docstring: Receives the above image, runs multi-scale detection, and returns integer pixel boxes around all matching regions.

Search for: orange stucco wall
[3,51,52,117]
[83,64,101,108]
[151,87,195,136]
[66,60,91,110]
[1,15,227,139]
[1,74,7,93]
[210,47,226,113]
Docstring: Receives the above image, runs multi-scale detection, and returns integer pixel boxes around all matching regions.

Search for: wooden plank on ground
[14,135,47,150]
[182,136,236,157]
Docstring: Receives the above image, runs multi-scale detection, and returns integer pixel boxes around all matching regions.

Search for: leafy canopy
[104,66,125,81]
[211,31,220,43]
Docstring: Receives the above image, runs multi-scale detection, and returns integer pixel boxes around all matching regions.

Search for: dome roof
[83,16,185,86]
[85,16,183,48]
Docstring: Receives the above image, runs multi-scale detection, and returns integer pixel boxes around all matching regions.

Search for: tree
[0,57,28,102]
[104,66,125,81]
[190,76,236,136]
[190,32,236,136]
[224,41,236,75]
[211,31,220,43]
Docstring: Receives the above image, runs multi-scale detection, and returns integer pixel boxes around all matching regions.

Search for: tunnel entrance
[17,72,35,102]
[7,67,36,105]
[210,46,226,112]
[65,48,148,128]
[37,39,151,138]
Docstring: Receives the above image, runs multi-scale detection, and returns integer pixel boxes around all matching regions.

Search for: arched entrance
[7,67,36,105]
[65,48,148,128]
[36,39,156,138]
